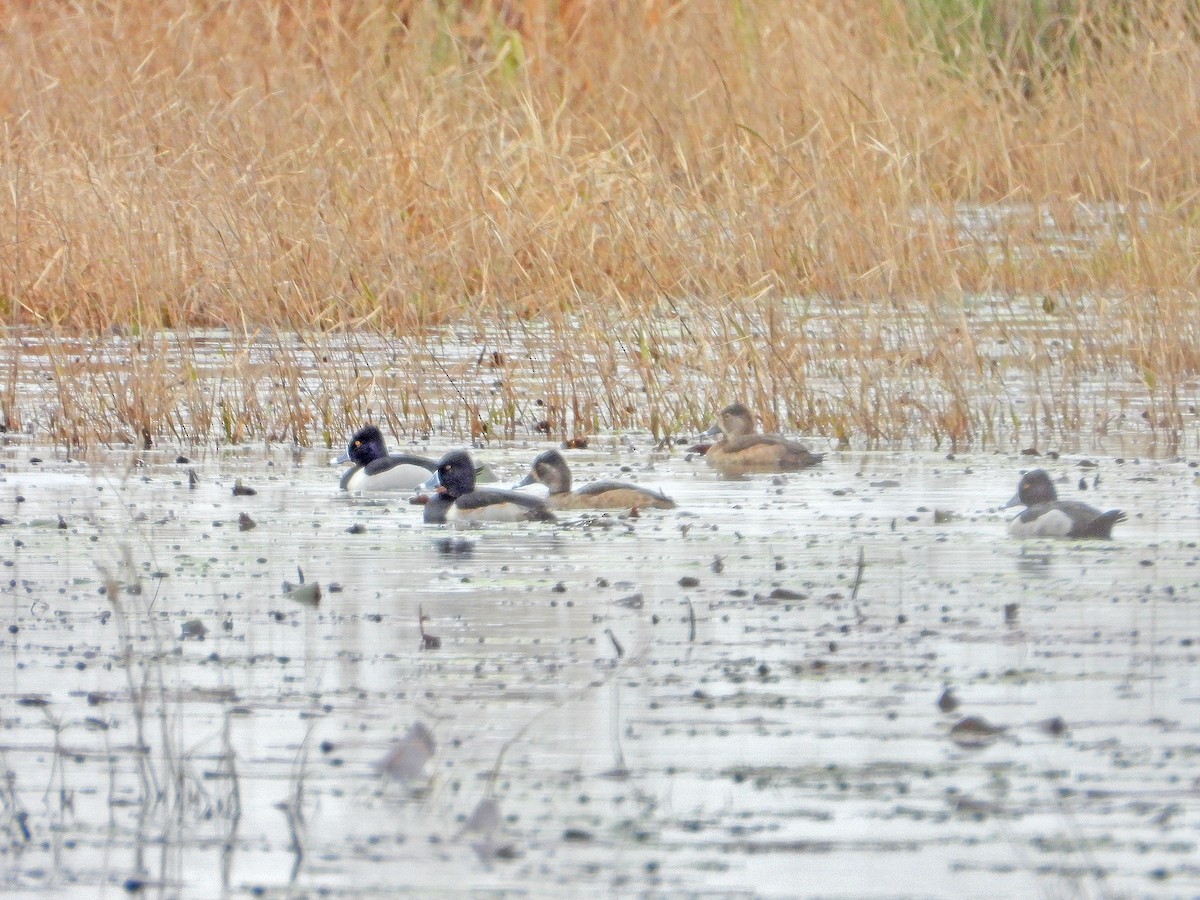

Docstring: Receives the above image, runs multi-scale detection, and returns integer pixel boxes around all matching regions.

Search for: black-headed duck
[1004,469,1125,538]
[335,425,438,492]
[423,450,556,524]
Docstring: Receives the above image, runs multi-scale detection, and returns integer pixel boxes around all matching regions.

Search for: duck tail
[1080,509,1125,539]
[528,506,558,524]
[791,451,824,469]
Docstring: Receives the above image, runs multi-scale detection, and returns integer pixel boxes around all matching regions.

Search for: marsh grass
[90,551,245,892]
[1,1,1198,451]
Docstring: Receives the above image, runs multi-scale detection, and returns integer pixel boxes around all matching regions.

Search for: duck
[335,425,438,492]
[1004,469,1125,538]
[701,403,823,475]
[423,450,556,524]
[515,449,676,510]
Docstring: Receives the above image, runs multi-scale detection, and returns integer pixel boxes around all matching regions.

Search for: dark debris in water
[179,619,208,640]
[937,688,960,713]
[284,582,321,606]
[231,480,256,496]
[949,716,1006,748]
[3,445,1198,895]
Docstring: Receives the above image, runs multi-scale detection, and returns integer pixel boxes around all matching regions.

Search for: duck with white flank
[1005,469,1125,539]
[335,426,439,492]
[423,450,556,524]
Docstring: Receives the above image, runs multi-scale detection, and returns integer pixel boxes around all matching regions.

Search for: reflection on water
[1014,545,1057,578]
[433,536,477,558]
[1,443,1198,896]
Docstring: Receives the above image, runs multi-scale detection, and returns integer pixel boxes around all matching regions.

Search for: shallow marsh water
[1,439,1199,897]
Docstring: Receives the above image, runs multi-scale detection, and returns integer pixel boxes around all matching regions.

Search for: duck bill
[333,450,351,465]
[699,422,721,439]
[514,471,536,489]
[1002,492,1021,509]
[420,471,442,492]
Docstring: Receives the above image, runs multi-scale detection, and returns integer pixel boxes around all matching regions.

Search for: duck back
[557,481,676,510]
[1008,501,1125,539]
[708,434,823,474]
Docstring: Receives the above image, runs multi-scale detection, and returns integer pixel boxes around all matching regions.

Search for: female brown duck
[702,403,823,475]
[516,449,676,510]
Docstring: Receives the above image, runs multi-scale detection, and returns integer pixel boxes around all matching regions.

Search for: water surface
[1,441,1198,896]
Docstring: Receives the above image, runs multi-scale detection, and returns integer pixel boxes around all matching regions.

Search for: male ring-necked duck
[335,425,438,492]
[515,449,676,510]
[423,450,556,524]
[1004,469,1125,539]
[701,403,823,475]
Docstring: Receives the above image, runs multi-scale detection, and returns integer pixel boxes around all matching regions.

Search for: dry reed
[1,1,1198,451]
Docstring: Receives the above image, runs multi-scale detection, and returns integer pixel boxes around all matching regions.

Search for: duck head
[336,425,388,466]
[1006,469,1058,508]
[702,403,756,440]
[430,450,478,499]
[516,449,572,495]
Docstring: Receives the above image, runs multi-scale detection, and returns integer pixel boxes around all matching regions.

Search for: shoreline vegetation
[1,1,1198,451]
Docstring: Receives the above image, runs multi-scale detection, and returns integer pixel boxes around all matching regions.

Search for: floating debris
[419,605,441,650]
[238,512,256,531]
[180,619,208,641]
[1039,716,1068,737]
[949,715,1005,748]
[767,587,806,601]
[282,566,320,605]
[460,797,501,837]
[937,688,960,713]
[605,628,624,658]
[377,722,436,781]
[284,582,321,606]
[232,480,256,496]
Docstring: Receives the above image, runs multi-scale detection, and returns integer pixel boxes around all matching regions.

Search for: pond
[2,437,1198,896]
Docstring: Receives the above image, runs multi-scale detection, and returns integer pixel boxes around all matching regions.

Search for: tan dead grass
[0,1,1197,450]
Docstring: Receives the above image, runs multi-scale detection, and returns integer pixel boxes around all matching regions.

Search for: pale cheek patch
[1008,508,1073,538]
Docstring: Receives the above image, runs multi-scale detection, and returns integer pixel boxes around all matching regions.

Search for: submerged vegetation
[1,1,1198,450]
